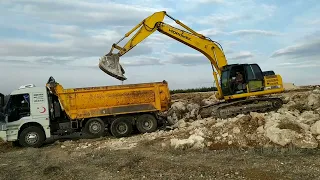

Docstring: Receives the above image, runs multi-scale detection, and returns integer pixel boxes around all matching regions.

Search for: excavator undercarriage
[199,96,283,119]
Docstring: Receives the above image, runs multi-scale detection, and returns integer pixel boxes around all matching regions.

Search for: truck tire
[18,126,45,148]
[136,114,158,133]
[110,116,133,138]
[84,118,105,137]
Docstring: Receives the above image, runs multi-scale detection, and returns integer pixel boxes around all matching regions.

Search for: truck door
[6,93,31,123]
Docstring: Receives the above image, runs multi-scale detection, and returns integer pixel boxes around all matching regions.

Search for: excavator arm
[99,11,228,99]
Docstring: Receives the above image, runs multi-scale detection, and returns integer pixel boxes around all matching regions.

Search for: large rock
[264,125,298,146]
[170,135,205,150]
[299,111,320,125]
[311,121,320,135]
[167,101,202,125]
[292,132,318,149]
[185,103,200,120]
[201,94,218,106]
[307,93,320,109]
[167,101,187,125]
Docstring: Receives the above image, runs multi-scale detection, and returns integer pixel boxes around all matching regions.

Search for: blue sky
[0,0,320,94]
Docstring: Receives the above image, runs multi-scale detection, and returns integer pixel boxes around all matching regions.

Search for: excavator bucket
[99,53,127,81]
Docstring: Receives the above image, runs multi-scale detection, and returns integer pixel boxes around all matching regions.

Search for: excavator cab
[220,64,265,96]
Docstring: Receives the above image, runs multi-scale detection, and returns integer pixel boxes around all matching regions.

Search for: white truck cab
[0,85,51,147]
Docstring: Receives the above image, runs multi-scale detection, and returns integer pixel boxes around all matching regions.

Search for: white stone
[232,127,241,134]
[311,121,320,135]
[265,126,298,146]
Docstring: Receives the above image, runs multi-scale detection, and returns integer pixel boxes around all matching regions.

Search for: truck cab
[0,85,51,147]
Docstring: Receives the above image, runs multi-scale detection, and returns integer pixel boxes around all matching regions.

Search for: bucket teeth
[98,53,127,81]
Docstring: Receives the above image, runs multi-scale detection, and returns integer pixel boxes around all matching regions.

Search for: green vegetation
[170,86,217,94]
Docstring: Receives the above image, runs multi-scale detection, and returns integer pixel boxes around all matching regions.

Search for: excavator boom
[99,11,227,81]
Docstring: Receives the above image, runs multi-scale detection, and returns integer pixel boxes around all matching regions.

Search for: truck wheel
[18,126,45,148]
[84,118,105,137]
[136,114,158,133]
[110,117,133,138]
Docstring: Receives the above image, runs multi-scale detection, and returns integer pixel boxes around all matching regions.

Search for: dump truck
[0,77,171,147]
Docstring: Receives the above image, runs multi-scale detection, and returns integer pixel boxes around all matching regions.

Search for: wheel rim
[89,121,102,134]
[141,118,153,130]
[117,122,128,134]
[25,132,39,145]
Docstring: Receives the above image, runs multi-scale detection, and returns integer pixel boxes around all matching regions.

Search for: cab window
[245,66,255,80]
[6,94,30,122]
[251,64,263,80]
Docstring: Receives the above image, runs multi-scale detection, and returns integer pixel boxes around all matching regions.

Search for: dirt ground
[1,88,320,180]
[1,138,320,180]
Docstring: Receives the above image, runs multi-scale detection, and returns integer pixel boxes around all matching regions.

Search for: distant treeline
[170,86,217,94]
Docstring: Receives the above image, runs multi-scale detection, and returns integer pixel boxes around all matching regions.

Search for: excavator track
[199,97,283,119]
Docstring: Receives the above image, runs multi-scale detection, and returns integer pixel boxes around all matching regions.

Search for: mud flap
[99,53,127,81]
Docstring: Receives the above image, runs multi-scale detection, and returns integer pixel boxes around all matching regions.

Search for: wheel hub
[117,123,128,134]
[25,132,38,145]
[89,122,101,134]
[142,119,153,130]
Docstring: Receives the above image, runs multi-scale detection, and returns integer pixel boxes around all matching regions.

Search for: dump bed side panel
[48,81,170,120]
[158,83,171,111]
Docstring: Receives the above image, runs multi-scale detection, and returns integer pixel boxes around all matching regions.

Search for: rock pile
[56,89,320,152]
[167,89,320,150]
[166,94,218,125]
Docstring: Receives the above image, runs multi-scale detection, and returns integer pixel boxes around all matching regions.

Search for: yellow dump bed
[46,79,171,120]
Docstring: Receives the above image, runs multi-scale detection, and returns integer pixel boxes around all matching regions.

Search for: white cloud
[183,0,225,4]
[229,51,254,60]
[229,30,282,36]
[198,28,226,36]
[190,14,248,25]
[121,56,163,67]
[161,52,210,66]
[198,28,282,37]
[261,4,277,17]
[271,37,320,59]
[306,19,320,26]
[2,0,172,27]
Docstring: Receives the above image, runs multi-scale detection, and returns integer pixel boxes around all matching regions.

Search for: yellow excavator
[98,11,285,119]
